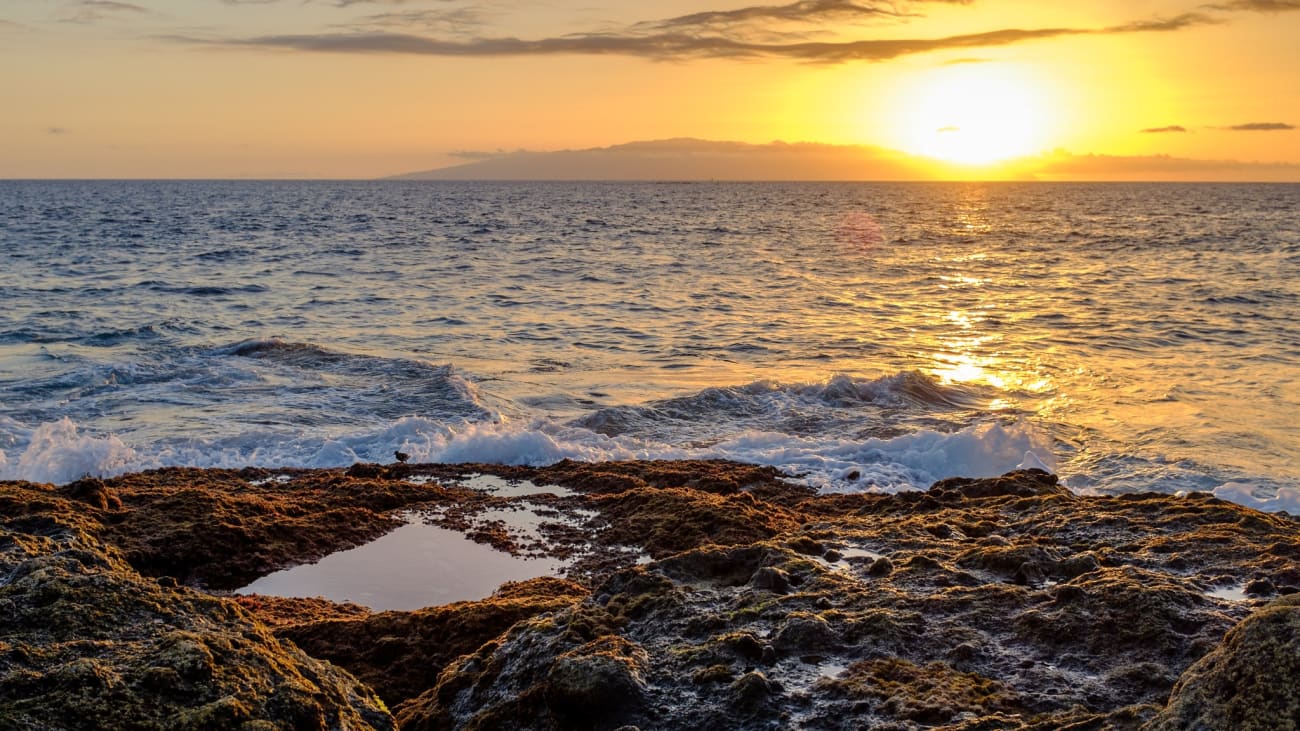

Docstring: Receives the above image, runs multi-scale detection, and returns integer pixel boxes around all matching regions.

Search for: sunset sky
[2,0,1298,179]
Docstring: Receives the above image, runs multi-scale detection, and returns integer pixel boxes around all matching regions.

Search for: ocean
[1,180,1296,510]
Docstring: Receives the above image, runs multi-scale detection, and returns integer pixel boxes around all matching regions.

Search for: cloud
[1202,0,1300,12]
[61,0,151,24]
[936,125,960,133]
[1225,122,1296,131]
[186,12,1225,64]
[345,7,491,34]
[1141,125,1189,133]
[47,127,70,135]
[1036,151,1300,181]
[631,0,922,36]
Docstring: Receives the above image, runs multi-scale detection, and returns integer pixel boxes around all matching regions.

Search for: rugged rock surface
[3,462,1299,730]
[280,577,587,707]
[0,481,394,730]
[1146,593,1300,730]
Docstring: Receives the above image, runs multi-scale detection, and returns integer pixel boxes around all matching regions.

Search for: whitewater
[1,181,1297,511]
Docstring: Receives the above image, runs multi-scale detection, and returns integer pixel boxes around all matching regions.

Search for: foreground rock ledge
[1,463,1298,730]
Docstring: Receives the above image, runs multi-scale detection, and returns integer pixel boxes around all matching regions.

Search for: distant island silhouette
[383,138,1300,182]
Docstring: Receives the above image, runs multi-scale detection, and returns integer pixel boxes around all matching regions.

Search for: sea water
[1,181,1297,510]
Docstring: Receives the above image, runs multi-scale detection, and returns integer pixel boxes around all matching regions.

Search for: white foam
[1,418,138,485]
[4,412,1294,516]
[1212,482,1300,513]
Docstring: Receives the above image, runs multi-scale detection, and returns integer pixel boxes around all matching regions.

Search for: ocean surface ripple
[1,181,1297,510]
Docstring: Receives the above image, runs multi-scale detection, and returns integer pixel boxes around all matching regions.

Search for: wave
[572,372,995,443]
[0,409,1053,497]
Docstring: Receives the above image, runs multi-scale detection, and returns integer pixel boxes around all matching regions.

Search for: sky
[1,0,1298,179]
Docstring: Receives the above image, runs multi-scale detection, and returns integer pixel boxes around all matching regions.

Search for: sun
[891,65,1052,166]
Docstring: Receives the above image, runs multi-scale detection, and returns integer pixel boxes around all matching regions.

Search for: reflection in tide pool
[237,514,564,611]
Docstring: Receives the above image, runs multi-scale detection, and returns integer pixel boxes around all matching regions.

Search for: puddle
[836,548,883,561]
[1206,584,1249,602]
[459,474,576,498]
[403,473,576,498]
[817,661,849,679]
[237,513,565,611]
[814,546,885,571]
[248,475,292,487]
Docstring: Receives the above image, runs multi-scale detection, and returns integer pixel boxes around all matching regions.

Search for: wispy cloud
[345,7,491,34]
[1224,122,1296,130]
[628,0,936,38]
[1141,125,1189,133]
[183,11,1223,63]
[61,0,151,24]
[1202,0,1300,12]
[47,126,71,135]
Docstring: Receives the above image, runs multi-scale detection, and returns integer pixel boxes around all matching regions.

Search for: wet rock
[546,637,649,721]
[867,556,895,576]
[1244,577,1276,597]
[0,511,393,730]
[729,670,774,708]
[6,463,1300,731]
[279,577,586,707]
[749,566,791,594]
[345,462,385,479]
[773,612,841,653]
[1146,594,1300,730]
[1013,561,1046,586]
[63,477,122,511]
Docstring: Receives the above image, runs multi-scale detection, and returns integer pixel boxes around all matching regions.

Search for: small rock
[774,614,840,653]
[546,648,647,720]
[730,671,772,708]
[867,557,894,577]
[749,567,791,594]
[823,549,844,563]
[1014,561,1047,586]
[927,524,954,539]
[344,462,384,479]
[1245,578,1276,597]
[1058,552,1102,578]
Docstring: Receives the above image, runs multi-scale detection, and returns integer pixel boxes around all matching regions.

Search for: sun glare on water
[893,66,1052,166]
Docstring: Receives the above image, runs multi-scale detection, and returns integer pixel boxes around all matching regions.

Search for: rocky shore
[2,461,1298,729]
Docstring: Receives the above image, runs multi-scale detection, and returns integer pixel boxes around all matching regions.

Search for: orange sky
[1,0,1298,179]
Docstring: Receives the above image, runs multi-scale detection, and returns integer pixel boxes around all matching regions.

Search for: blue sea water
[1,180,1297,510]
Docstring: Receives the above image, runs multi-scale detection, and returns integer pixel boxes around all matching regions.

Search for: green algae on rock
[4,463,1300,730]
[0,484,394,731]
[1146,593,1300,731]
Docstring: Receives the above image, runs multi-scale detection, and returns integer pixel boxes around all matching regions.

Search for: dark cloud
[1225,122,1296,131]
[632,0,918,35]
[189,13,1223,63]
[1103,12,1221,32]
[346,7,490,34]
[1202,0,1300,12]
[1141,125,1189,133]
[47,127,70,135]
[62,1,151,24]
